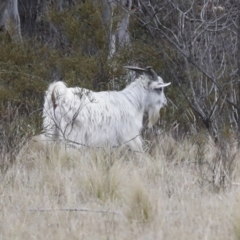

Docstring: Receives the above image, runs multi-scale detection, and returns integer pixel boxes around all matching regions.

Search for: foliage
[1,0,240,158]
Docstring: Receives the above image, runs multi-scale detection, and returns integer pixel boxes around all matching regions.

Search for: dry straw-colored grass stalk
[0,133,240,239]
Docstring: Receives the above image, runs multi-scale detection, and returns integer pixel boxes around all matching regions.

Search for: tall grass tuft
[124,173,155,222]
[81,149,129,202]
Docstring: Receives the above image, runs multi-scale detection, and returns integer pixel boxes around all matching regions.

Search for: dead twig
[29,207,122,215]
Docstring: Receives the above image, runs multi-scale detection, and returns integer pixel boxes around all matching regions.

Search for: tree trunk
[0,0,8,27]
[237,5,240,131]
[0,0,22,42]
[107,0,132,58]
[18,0,38,36]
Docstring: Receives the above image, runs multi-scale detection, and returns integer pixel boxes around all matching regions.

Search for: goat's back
[42,81,144,151]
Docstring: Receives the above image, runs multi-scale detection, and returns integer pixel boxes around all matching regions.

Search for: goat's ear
[151,81,171,89]
[159,82,171,88]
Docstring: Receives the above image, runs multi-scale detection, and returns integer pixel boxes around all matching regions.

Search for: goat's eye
[154,88,162,93]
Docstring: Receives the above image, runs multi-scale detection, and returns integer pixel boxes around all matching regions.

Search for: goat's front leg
[126,137,143,153]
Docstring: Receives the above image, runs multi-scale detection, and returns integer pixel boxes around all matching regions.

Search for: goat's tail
[42,81,68,138]
[47,81,67,109]
[43,81,68,122]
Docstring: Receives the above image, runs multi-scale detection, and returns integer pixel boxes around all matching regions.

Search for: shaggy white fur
[42,68,170,151]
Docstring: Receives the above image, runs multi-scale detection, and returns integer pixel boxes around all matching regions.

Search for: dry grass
[1,134,240,239]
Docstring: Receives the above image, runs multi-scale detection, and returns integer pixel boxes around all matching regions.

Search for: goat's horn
[124,66,146,75]
[124,66,159,81]
[145,66,158,81]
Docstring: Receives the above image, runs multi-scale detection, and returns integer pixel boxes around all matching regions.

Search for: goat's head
[124,66,171,128]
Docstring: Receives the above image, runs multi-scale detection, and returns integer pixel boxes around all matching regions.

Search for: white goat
[42,66,171,151]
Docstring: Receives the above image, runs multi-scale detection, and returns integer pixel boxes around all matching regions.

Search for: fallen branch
[29,207,122,215]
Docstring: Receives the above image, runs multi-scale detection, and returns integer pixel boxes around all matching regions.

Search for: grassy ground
[1,134,240,239]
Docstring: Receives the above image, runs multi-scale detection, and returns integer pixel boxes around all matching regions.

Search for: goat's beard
[148,106,160,128]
